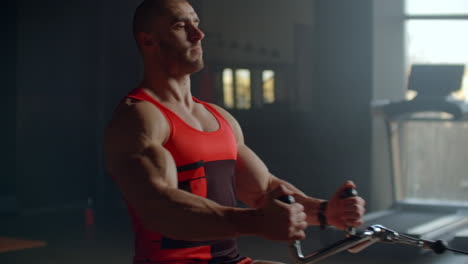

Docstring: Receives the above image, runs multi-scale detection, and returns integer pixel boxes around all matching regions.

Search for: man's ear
[136,32,157,49]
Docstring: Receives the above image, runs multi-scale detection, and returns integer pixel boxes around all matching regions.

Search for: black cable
[447,247,468,255]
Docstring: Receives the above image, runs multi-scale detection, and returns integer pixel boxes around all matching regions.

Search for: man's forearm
[137,186,261,241]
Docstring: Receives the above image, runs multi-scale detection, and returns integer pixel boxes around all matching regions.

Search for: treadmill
[322,64,468,257]
[370,64,468,254]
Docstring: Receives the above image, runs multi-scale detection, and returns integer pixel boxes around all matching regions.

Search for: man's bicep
[108,142,177,189]
[104,103,177,215]
[106,138,179,212]
[235,144,273,208]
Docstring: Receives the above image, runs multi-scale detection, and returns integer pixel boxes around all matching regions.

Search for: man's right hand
[254,185,308,241]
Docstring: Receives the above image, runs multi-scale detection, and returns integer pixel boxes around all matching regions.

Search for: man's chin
[188,60,204,73]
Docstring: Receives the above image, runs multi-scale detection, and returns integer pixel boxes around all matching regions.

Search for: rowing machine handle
[278,195,296,205]
[340,188,358,235]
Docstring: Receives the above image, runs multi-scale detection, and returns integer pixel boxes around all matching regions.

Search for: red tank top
[125,88,246,264]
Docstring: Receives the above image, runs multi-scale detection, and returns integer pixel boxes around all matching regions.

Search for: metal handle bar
[276,191,467,263]
[287,224,468,264]
[278,188,360,263]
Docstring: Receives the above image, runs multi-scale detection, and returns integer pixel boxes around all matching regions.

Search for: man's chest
[165,103,220,132]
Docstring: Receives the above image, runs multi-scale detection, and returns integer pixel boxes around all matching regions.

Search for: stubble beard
[160,41,205,75]
[185,50,204,73]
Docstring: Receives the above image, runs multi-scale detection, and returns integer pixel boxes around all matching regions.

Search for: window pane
[223,69,234,109]
[399,121,468,205]
[406,20,468,100]
[235,69,251,109]
[405,0,468,15]
[262,70,275,104]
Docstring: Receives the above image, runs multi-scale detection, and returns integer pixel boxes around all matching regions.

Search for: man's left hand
[326,181,366,230]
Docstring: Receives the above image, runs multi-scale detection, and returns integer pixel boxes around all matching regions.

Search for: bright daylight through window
[235,69,251,109]
[222,68,234,109]
[400,0,468,205]
[262,70,275,104]
[405,0,468,101]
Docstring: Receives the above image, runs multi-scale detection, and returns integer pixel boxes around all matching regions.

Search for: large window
[405,0,468,100]
[222,69,235,109]
[222,68,276,109]
[398,1,468,205]
[262,70,275,104]
[235,69,252,109]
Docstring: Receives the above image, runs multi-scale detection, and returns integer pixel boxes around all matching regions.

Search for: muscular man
[104,0,366,263]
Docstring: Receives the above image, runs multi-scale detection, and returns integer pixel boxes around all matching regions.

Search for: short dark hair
[132,0,170,39]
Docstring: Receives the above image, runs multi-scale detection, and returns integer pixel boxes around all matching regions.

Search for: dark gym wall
[1,0,18,212]
[310,0,373,201]
[13,0,142,210]
[92,0,143,209]
[15,0,101,209]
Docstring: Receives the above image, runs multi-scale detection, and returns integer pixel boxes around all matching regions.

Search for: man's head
[133,0,205,76]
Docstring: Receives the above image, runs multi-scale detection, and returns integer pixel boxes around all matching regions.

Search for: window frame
[220,66,278,110]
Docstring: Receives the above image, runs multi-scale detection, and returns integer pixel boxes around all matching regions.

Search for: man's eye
[174,24,185,29]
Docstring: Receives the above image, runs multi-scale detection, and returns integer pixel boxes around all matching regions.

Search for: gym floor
[1,207,467,264]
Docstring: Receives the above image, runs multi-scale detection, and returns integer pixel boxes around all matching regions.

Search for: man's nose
[189,26,205,43]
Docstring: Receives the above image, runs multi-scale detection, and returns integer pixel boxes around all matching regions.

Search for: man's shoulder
[111,97,165,125]
[105,97,169,144]
[205,102,235,121]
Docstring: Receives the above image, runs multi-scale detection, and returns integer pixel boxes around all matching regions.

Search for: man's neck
[141,69,194,108]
